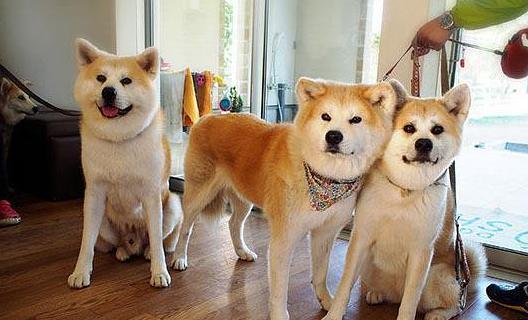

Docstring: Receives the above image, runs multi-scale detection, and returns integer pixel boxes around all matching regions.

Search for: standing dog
[171,78,404,319]
[68,39,182,289]
[324,84,487,320]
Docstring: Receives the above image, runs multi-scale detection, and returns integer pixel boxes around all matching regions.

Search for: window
[455,13,528,262]
[160,0,253,112]
[263,0,384,123]
[159,0,254,177]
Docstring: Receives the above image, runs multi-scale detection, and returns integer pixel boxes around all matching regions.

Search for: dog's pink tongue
[102,106,119,118]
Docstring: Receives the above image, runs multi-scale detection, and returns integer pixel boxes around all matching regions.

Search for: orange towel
[182,68,199,127]
[196,71,213,117]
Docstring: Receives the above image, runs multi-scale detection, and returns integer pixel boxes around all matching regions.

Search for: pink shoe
[0,200,21,227]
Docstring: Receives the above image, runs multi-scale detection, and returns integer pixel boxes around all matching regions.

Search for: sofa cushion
[17,110,80,138]
[8,110,83,200]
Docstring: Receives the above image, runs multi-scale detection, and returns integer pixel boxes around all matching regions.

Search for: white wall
[116,0,145,56]
[377,0,447,96]
[0,0,117,109]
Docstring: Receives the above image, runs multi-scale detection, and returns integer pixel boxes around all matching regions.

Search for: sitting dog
[68,39,182,289]
[170,78,404,319]
[324,84,487,320]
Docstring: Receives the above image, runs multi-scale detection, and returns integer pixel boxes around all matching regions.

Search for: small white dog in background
[68,39,182,289]
[324,83,487,320]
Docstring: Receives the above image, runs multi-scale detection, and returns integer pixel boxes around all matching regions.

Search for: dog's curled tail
[464,240,488,293]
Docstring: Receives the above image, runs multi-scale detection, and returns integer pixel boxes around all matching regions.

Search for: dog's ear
[1,78,13,97]
[388,79,407,111]
[296,77,326,102]
[75,38,101,66]
[136,47,159,79]
[364,81,401,115]
[442,83,471,124]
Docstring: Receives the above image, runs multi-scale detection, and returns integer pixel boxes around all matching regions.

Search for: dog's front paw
[170,255,188,271]
[235,247,258,262]
[68,270,91,289]
[396,313,415,320]
[269,309,290,320]
[115,247,130,262]
[424,310,449,320]
[321,310,346,320]
[150,269,171,288]
[366,291,384,305]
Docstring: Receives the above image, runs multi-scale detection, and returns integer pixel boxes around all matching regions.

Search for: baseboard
[488,265,528,283]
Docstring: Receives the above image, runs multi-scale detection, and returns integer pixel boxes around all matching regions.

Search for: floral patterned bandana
[303,162,362,212]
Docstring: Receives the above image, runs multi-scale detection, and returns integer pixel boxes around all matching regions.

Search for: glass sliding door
[262,0,384,123]
[157,0,255,179]
[454,12,528,270]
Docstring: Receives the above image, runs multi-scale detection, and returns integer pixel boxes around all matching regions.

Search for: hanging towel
[183,67,200,127]
[160,69,184,143]
[195,71,213,117]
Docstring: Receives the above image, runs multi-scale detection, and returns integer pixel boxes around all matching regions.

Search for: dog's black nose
[415,138,433,153]
[32,107,39,113]
[325,130,343,145]
[102,86,117,103]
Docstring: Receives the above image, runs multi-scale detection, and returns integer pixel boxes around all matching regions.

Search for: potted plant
[228,86,243,113]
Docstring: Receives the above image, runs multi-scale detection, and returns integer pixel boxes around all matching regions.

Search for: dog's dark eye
[321,113,331,121]
[17,95,26,101]
[96,75,107,83]
[349,116,362,124]
[431,125,444,135]
[120,77,132,85]
[403,124,416,134]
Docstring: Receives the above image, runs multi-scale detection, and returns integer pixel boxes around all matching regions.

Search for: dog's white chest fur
[81,120,164,222]
[356,169,447,274]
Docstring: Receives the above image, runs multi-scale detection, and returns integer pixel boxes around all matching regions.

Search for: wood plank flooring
[0,197,525,319]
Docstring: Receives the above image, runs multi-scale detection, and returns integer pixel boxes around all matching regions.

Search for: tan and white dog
[0,78,38,126]
[68,39,182,289]
[324,84,487,320]
[0,78,39,160]
[171,78,404,319]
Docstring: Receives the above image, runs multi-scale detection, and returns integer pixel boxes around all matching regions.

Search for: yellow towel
[196,71,213,117]
[182,67,199,127]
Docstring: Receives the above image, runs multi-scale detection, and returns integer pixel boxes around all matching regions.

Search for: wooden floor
[0,197,524,320]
